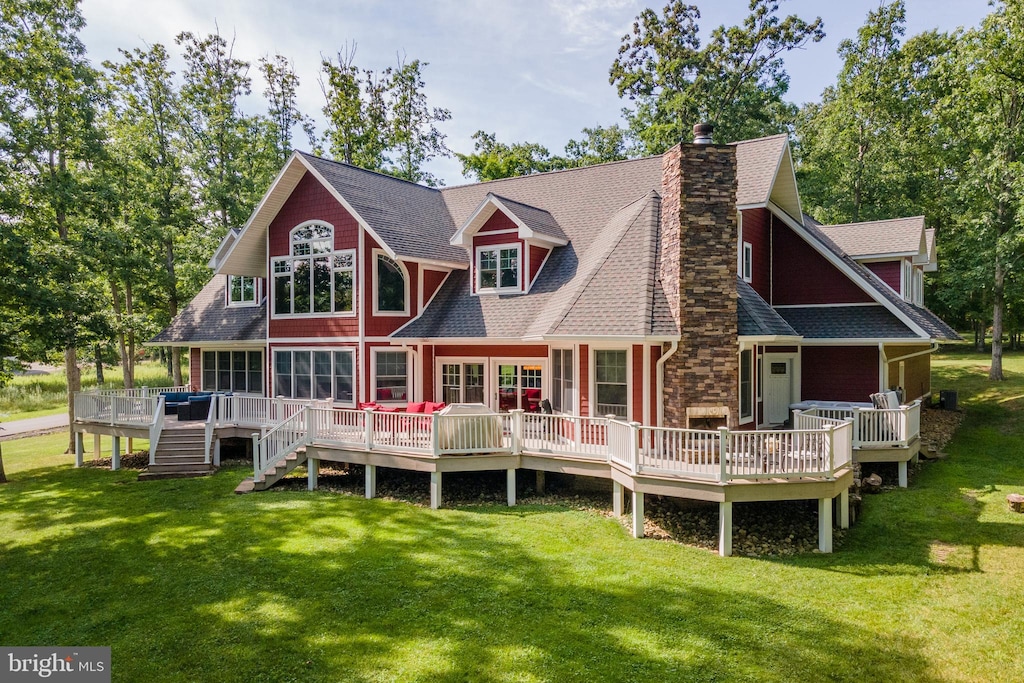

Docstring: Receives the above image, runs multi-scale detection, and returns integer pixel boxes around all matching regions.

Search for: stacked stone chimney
[659,124,739,428]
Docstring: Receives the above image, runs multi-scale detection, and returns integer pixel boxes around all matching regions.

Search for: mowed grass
[1,353,1023,682]
[0,361,186,422]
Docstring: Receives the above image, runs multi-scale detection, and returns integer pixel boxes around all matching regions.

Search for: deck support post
[898,461,908,488]
[111,435,121,471]
[838,488,850,529]
[365,464,377,499]
[93,434,101,460]
[430,471,442,510]
[818,497,833,553]
[74,431,84,467]
[506,468,516,507]
[719,501,733,557]
[613,480,624,516]
[307,458,319,491]
[214,438,221,467]
[535,470,545,494]
[631,489,644,538]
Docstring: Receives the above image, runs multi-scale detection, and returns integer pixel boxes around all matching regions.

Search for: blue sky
[79,0,991,185]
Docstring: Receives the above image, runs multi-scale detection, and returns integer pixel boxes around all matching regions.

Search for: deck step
[235,478,256,494]
[139,463,215,481]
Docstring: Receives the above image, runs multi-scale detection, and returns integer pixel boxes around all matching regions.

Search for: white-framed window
[594,349,628,419]
[440,362,485,404]
[742,242,753,283]
[272,222,355,317]
[551,348,574,413]
[227,275,259,307]
[912,268,924,306]
[373,349,409,402]
[272,348,355,405]
[202,350,263,394]
[374,251,409,315]
[756,353,762,402]
[902,259,913,301]
[739,349,753,423]
[475,243,520,293]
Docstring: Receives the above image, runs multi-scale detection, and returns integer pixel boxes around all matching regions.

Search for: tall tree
[259,53,316,165]
[104,43,194,386]
[320,44,390,170]
[561,124,633,168]
[457,130,553,181]
[610,0,823,153]
[0,0,107,449]
[386,57,451,186]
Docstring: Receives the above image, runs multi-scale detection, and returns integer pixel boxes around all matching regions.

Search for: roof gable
[818,216,926,259]
[732,134,801,220]
[450,193,568,247]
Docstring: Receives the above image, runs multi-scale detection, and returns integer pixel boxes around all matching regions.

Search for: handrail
[148,396,165,466]
[253,408,309,481]
[203,394,219,465]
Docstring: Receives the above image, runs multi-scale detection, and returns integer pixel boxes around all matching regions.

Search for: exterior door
[764,358,792,424]
[491,362,545,413]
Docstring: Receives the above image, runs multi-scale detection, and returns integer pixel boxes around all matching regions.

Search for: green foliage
[320,43,390,170]
[259,53,316,166]
[457,130,554,181]
[610,0,824,153]
[385,57,451,186]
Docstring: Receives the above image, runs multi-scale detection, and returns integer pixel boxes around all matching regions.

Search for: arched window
[375,252,408,314]
[272,222,355,316]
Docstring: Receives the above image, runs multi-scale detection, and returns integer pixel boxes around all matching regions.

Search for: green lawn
[1,353,1022,682]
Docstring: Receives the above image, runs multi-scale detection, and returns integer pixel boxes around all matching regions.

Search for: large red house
[152,130,957,431]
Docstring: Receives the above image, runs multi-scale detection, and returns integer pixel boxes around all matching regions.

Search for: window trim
[270,221,357,319]
[434,356,489,406]
[271,347,356,407]
[739,347,754,425]
[371,348,411,404]
[742,242,753,283]
[372,249,411,317]
[590,346,630,420]
[550,347,575,414]
[226,275,261,308]
[474,242,522,294]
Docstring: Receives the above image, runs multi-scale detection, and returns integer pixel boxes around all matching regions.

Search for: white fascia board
[857,252,918,261]
[450,195,498,246]
[736,202,768,211]
[404,257,466,271]
[767,202,931,339]
[738,335,803,344]
[141,340,265,349]
[298,156,397,260]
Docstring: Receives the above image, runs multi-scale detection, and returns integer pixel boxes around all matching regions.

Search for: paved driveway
[0,413,69,440]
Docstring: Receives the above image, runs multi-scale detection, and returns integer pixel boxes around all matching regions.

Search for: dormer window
[272,221,355,317]
[477,244,520,293]
[227,275,258,307]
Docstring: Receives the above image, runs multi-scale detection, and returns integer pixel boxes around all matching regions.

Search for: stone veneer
[659,141,739,428]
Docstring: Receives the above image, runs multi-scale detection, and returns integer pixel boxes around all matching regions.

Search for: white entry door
[764,358,792,424]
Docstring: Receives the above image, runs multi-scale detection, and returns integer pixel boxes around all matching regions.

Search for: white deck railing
[796,400,921,449]
[76,390,855,483]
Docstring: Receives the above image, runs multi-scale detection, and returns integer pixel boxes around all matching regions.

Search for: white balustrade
[254,409,309,481]
[309,407,366,446]
[519,413,612,460]
[636,425,720,478]
[435,413,506,455]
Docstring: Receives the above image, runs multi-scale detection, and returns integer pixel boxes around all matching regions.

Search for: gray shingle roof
[299,153,465,264]
[732,134,787,206]
[490,194,567,242]
[818,216,925,257]
[737,279,799,337]
[777,305,916,339]
[802,222,960,341]
[150,277,266,344]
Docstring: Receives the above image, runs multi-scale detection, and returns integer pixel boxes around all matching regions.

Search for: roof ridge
[730,132,789,146]
[297,151,443,193]
[547,193,656,335]
[440,155,662,191]
[819,215,925,230]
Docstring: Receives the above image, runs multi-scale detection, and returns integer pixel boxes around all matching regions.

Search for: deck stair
[235,447,308,494]
[139,427,214,481]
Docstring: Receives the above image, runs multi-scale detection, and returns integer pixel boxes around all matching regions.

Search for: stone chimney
[659,123,739,428]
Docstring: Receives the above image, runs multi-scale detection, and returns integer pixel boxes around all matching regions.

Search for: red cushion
[378,405,400,412]
[426,401,446,413]
[406,401,426,414]
[359,402,379,410]
[525,388,542,399]
[377,388,393,400]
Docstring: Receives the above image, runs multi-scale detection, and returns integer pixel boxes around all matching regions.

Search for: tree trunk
[990,254,1004,380]
[125,281,135,389]
[94,344,104,385]
[65,345,80,454]
[164,239,181,385]
[172,347,183,388]
[110,278,130,388]
[0,442,6,484]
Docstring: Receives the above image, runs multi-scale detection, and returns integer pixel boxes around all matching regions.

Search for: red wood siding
[422,345,434,402]
[422,269,449,307]
[189,348,201,391]
[632,345,644,423]
[268,172,360,339]
[529,245,549,286]
[478,212,515,232]
[771,220,873,305]
[650,345,662,425]
[579,344,590,416]
[741,208,771,299]
[801,346,879,402]
[866,260,901,293]
[432,345,547,358]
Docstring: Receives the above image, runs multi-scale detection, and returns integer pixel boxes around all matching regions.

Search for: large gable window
[272,222,355,316]
[375,252,408,314]
[476,244,520,293]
